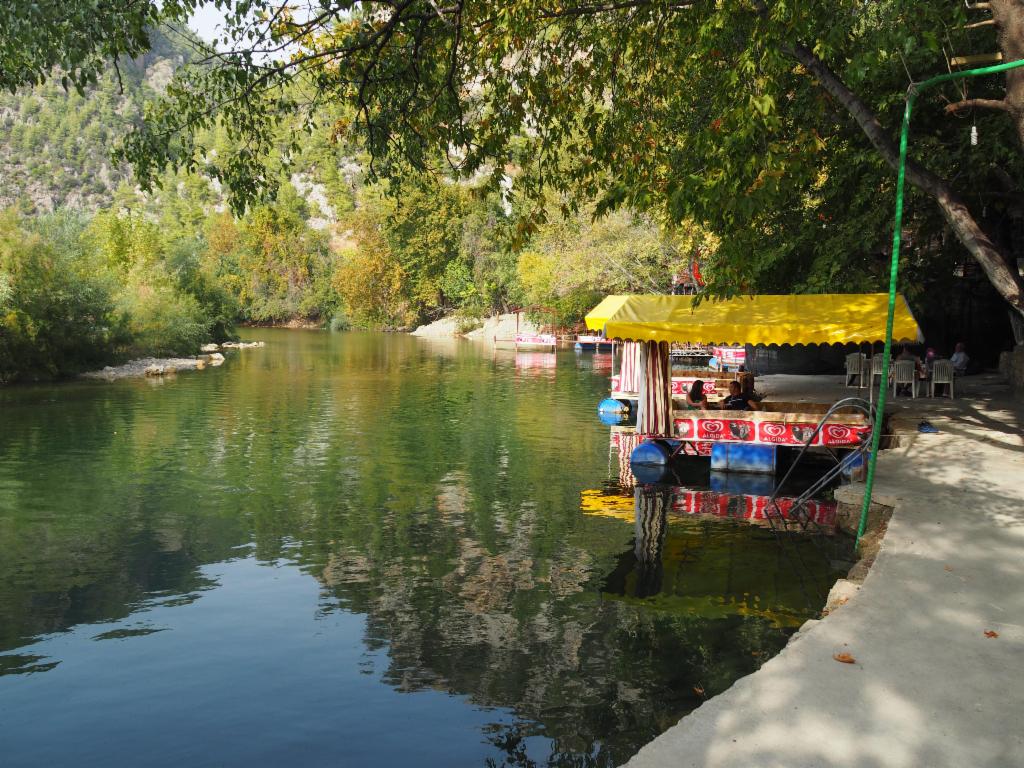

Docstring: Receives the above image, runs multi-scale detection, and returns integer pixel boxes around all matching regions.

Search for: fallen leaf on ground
[984,630,999,639]
[833,652,856,664]
[944,565,953,572]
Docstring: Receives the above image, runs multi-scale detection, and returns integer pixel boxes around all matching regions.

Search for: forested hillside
[0,31,189,211]
[0,28,702,382]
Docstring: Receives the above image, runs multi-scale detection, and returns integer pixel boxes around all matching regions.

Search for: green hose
[857,57,1024,547]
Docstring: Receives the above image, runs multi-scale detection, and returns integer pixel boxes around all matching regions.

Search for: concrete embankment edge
[623,399,1024,768]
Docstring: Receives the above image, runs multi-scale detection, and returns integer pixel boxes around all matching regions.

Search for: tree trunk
[990,0,1024,144]
[1009,309,1024,345]
[789,44,1024,319]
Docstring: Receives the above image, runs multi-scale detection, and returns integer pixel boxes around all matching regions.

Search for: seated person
[685,380,709,409]
[950,342,969,374]
[895,345,924,392]
[925,347,936,373]
[721,380,760,411]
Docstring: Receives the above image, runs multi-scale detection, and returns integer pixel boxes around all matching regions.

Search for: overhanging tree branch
[790,43,1024,315]
[944,97,1013,113]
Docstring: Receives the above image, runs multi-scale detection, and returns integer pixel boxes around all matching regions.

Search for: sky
[188,4,227,43]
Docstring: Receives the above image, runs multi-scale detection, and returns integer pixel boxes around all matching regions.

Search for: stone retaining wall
[998,344,1024,395]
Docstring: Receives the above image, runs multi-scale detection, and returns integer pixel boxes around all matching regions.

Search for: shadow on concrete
[625,383,1024,768]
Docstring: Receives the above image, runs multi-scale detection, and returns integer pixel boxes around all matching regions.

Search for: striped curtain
[617,431,640,488]
[633,486,669,598]
[619,341,644,393]
[636,340,671,437]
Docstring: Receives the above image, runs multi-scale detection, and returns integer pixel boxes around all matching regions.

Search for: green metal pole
[856,57,1024,547]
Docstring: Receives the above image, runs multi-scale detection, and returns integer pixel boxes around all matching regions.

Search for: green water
[0,330,847,767]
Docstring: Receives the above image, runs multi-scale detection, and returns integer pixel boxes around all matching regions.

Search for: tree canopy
[0,1,201,93]
[4,1,1024,333]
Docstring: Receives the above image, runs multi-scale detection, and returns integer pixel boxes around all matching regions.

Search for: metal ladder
[765,397,875,535]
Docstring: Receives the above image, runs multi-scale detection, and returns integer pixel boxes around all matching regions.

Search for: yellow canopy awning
[584,295,632,331]
[592,293,922,346]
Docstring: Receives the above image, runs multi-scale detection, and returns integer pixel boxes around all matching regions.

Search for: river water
[0,330,849,767]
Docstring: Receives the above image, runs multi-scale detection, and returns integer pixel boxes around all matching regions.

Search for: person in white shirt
[950,342,969,375]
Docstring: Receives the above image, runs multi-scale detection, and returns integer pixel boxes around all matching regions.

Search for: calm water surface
[0,330,849,767]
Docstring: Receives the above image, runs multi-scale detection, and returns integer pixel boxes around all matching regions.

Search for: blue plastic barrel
[630,440,673,484]
[598,398,630,416]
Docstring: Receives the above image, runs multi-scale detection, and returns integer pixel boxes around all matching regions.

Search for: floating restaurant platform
[587,293,921,476]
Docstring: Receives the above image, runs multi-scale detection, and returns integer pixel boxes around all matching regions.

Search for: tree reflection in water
[0,332,852,768]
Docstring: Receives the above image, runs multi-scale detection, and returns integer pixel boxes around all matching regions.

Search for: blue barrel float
[598,397,630,416]
[598,398,631,426]
[629,440,673,484]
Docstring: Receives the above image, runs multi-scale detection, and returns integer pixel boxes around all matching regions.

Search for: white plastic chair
[892,360,917,398]
[930,359,954,399]
[845,353,866,387]
[870,356,885,387]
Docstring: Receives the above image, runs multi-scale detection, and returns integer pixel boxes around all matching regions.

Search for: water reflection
[0,332,850,768]
[588,427,853,636]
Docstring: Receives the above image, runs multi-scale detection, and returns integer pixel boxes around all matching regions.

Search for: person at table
[895,345,926,389]
[951,342,969,374]
[721,380,760,411]
[896,345,918,364]
[686,380,710,409]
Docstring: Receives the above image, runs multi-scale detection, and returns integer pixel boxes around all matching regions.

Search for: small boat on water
[708,345,746,372]
[493,332,557,350]
[574,334,615,352]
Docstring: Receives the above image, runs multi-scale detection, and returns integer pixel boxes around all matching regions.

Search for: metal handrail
[767,397,875,533]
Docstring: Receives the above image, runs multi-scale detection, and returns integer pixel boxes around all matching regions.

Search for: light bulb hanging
[971,124,978,146]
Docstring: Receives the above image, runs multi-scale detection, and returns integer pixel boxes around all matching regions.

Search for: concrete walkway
[625,385,1024,768]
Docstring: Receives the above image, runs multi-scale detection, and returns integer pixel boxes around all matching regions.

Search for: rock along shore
[411,312,542,340]
[81,342,264,381]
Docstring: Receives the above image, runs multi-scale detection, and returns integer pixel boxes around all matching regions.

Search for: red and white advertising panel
[696,417,756,442]
[675,418,695,439]
[757,421,819,445]
[612,375,720,395]
[674,416,865,447]
[670,377,720,396]
[820,423,870,446]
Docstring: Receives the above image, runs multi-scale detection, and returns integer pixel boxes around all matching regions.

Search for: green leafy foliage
[21,2,1016,373]
[0,2,197,94]
[0,211,122,381]
[100,1,1024,317]
[116,262,211,356]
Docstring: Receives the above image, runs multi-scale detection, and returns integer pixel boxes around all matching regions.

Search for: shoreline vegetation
[77,311,543,381]
[1,184,694,384]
